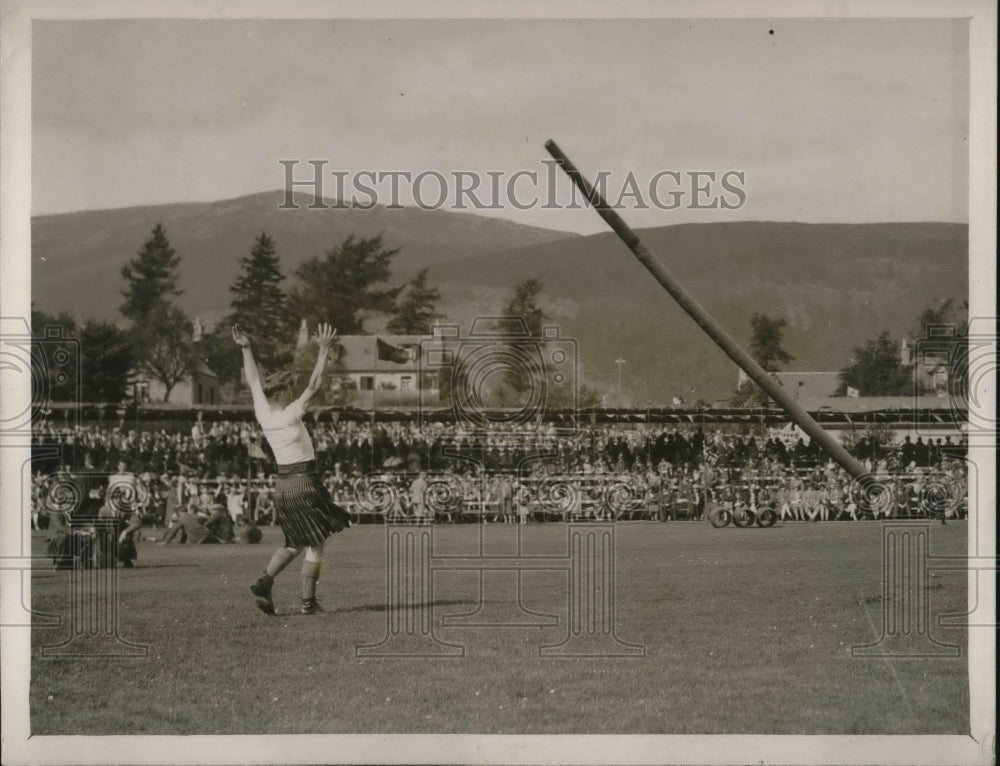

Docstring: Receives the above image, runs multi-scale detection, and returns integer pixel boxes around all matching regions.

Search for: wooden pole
[544,139,870,484]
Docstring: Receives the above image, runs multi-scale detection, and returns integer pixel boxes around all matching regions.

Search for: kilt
[274,461,351,549]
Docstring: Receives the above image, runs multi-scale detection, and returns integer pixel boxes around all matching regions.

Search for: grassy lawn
[29,520,969,735]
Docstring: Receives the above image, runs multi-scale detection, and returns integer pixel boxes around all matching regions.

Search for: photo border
[1,1,995,764]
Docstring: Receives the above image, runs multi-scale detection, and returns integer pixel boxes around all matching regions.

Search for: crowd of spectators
[31,418,969,542]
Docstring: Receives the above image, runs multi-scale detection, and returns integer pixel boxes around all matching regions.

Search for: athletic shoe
[301,598,322,615]
[251,576,275,616]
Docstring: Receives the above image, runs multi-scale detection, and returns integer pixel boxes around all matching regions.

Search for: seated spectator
[204,505,235,543]
[162,503,220,544]
[254,484,276,525]
[234,514,263,544]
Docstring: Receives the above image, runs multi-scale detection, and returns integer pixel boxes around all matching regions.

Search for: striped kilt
[273,461,351,549]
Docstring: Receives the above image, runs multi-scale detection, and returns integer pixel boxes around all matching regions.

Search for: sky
[32,17,969,233]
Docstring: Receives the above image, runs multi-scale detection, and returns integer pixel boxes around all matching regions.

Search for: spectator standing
[410,472,428,521]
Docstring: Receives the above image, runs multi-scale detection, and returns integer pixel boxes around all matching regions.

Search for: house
[330,334,438,407]
[900,338,951,396]
[129,361,220,405]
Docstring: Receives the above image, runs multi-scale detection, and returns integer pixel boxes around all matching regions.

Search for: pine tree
[119,224,194,399]
[503,278,547,337]
[79,320,132,403]
[120,224,182,320]
[386,268,442,334]
[286,235,401,334]
[501,277,549,395]
[731,312,795,407]
[747,313,795,371]
[227,232,288,369]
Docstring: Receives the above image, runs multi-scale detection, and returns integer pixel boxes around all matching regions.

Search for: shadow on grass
[330,598,478,615]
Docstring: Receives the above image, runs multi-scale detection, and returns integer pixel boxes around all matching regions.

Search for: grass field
[29,520,969,735]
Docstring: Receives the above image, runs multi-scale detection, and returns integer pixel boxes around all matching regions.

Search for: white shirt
[256,397,315,465]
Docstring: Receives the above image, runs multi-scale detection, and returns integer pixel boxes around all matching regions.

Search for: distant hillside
[31,190,576,320]
[427,222,968,402]
[31,200,967,403]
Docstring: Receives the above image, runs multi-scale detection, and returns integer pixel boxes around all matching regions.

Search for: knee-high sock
[301,543,324,599]
[265,546,300,579]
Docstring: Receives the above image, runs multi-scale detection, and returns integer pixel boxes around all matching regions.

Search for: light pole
[615,358,626,408]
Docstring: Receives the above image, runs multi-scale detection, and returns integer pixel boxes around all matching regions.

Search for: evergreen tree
[79,321,132,403]
[120,224,182,320]
[747,313,795,371]
[286,235,401,334]
[118,224,194,399]
[386,268,443,335]
[31,305,77,338]
[500,277,549,395]
[731,312,795,407]
[502,278,547,337]
[228,232,289,369]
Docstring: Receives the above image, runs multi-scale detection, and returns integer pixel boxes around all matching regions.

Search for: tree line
[32,224,570,406]
[731,299,969,406]
[33,222,968,408]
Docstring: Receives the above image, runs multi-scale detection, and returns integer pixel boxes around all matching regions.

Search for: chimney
[296,318,309,349]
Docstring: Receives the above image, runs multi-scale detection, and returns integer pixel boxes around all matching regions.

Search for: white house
[129,360,220,405]
[328,334,438,407]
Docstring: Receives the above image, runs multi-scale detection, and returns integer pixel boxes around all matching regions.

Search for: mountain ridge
[30,195,967,401]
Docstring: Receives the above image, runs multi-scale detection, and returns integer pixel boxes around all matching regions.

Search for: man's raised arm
[299,322,337,407]
[233,325,269,415]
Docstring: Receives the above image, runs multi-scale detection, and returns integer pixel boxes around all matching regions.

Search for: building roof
[190,360,218,378]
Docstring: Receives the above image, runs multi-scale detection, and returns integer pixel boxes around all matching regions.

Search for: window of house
[400,376,413,390]
[360,376,374,391]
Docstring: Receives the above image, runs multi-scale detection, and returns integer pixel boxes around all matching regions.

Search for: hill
[31,190,576,321]
[31,197,967,402]
[426,222,968,402]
